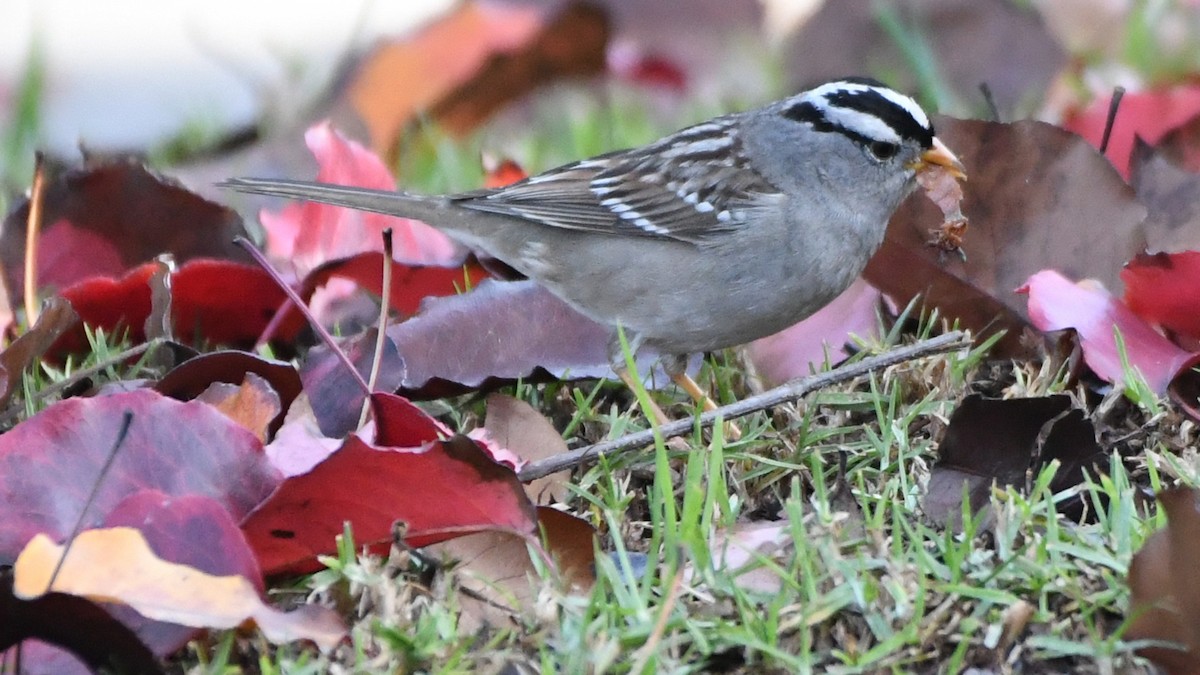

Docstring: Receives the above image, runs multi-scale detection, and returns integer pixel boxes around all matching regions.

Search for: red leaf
[1020,270,1200,393]
[296,278,629,417]
[0,389,280,565]
[299,251,489,318]
[171,259,301,346]
[608,48,688,91]
[1122,251,1200,342]
[370,391,451,447]
[0,159,249,305]
[55,259,302,355]
[1063,85,1200,179]
[482,158,529,188]
[57,263,155,351]
[241,393,536,576]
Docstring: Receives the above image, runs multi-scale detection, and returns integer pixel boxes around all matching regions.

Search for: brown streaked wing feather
[455,129,780,244]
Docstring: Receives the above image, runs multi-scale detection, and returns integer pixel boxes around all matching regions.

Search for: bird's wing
[455,124,780,245]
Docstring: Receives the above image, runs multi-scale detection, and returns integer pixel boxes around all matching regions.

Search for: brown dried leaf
[484,394,570,504]
[0,296,78,408]
[1128,488,1200,674]
[1130,137,1200,254]
[868,118,1148,357]
[923,395,1104,529]
[425,507,595,633]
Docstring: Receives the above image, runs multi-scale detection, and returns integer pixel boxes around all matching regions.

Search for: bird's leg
[608,331,673,428]
[662,354,742,441]
[616,368,673,428]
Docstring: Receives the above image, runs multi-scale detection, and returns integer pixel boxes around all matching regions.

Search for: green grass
[169,311,1179,673]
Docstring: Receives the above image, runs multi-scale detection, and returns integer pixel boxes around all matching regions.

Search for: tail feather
[219,177,444,223]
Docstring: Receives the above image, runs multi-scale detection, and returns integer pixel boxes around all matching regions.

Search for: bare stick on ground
[518,330,970,482]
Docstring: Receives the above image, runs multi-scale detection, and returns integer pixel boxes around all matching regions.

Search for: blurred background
[2,0,1199,204]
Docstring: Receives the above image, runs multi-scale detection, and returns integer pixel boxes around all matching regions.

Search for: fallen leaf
[298,278,633,411]
[923,394,1104,528]
[297,250,489,319]
[700,521,793,595]
[338,2,607,157]
[1156,111,1200,173]
[482,156,529,188]
[196,372,281,443]
[299,327,407,437]
[421,2,610,139]
[55,259,302,356]
[745,277,882,387]
[1129,138,1200,255]
[1064,84,1200,179]
[784,0,1064,119]
[0,157,249,304]
[1127,488,1200,674]
[340,2,543,153]
[13,528,345,651]
[1122,251,1200,344]
[99,490,268,658]
[257,121,463,273]
[385,279,617,391]
[868,118,1148,357]
[1020,270,1200,394]
[483,393,570,504]
[1031,0,1129,58]
[0,296,78,408]
[241,394,537,576]
[0,571,162,675]
[155,350,303,436]
[425,506,595,633]
[0,389,280,565]
[264,394,342,478]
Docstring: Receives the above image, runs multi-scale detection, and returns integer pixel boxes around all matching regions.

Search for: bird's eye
[868,141,899,160]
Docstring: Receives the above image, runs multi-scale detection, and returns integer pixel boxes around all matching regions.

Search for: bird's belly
[596,254,846,355]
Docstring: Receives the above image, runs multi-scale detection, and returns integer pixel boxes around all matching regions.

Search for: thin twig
[235,237,370,397]
[1099,86,1126,156]
[0,339,163,426]
[24,152,47,325]
[47,410,134,589]
[518,331,970,482]
[359,229,394,428]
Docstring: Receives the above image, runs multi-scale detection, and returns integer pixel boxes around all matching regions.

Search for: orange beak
[914,136,967,180]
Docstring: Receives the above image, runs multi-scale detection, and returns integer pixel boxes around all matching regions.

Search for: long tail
[219,177,446,223]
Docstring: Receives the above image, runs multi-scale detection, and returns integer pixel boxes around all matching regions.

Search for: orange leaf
[347,2,543,153]
[13,529,345,652]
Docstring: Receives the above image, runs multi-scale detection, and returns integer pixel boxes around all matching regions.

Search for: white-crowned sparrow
[223,78,964,404]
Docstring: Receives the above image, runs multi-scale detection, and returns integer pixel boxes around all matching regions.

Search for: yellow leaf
[13,528,345,651]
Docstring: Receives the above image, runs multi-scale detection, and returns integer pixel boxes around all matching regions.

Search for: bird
[222,77,964,420]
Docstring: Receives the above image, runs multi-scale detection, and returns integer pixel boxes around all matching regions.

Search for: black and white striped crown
[783,78,934,150]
